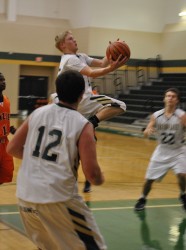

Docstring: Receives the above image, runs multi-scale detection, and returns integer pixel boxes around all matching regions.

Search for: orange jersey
[0,95,10,138]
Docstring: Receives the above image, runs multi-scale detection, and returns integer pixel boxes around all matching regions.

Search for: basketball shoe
[134,198,146,211]
[83,180,91,193]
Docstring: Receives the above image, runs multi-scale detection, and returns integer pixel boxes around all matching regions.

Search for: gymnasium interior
[1,0,186,249]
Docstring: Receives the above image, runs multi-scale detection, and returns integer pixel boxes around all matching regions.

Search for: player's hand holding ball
[106,39,131,68]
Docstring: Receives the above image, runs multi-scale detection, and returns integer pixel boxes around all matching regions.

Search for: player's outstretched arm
[90,56,109,68]
[78,123,104,186]
[80,54,127,79]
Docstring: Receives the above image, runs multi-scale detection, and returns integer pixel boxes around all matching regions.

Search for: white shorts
[145,157,186,181]
[78,94,126,119]
[50,92,126,119]
[18,197,107,250]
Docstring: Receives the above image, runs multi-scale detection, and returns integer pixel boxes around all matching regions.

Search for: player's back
[16,103,88,203]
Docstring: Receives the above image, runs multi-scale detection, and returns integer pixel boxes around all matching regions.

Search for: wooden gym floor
[0,118,185,250]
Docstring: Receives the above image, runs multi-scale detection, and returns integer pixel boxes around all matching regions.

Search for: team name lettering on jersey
[157,123,179,130]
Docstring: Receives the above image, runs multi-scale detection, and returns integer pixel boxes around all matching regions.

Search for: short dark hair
[55,70,85,103]
[164,87,180,101]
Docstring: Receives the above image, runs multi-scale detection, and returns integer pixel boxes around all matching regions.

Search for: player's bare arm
[181,113,186,127]
[90,57,109,68]
[78,123,104,185]
[143,115,156,137]
[80,55,127,78]
[7,118,29,159]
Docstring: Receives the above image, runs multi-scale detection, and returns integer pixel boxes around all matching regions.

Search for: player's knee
[120,102,126,112]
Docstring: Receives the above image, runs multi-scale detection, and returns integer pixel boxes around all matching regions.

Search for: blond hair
[55,30,72,52]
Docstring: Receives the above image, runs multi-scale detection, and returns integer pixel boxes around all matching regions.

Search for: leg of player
[87,94,126,127]
[95,106,125,123]
[134,179,154,211]
[177,173,186,210]
[83,118,98,193]
[83,96,126,193]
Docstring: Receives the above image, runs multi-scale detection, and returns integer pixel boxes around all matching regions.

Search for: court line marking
[0,204,181,215]
[91,204,181,211]
[0,212,19,215]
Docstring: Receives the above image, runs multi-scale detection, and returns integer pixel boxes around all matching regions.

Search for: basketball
[106,39,131,62]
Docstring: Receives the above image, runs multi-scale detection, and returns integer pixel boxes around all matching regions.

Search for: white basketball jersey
[58,54,93,95]
[52,53,104,118]
[151,108,186,162]
[16,103,88,203]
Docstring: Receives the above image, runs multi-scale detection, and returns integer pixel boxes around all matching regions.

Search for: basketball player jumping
[52,30,129,192]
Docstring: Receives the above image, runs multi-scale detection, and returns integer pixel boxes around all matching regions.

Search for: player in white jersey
[7,70,107,250]
[52,30,128,192]
[134,88,186,211]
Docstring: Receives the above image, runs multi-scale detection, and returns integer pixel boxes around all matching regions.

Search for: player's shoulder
[32,103,53,115]
[3,95,9,101]
[60,54,77,62]
[175,108,185,117]
[71,109,89,125]
[77,53,86,57]
[77,53,93,60]
[153,108,164,118]
[2,95,10,105]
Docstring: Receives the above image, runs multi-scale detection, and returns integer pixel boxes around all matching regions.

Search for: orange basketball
[106,39,131,62]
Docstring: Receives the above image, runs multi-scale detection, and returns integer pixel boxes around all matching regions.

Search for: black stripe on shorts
[68,207,100,250]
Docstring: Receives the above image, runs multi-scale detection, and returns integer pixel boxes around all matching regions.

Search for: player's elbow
[86,169,105,186]
[6,143,23,159]
[88,175,105,186]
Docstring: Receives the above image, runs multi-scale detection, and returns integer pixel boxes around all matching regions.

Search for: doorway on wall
[18,75,48,115]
